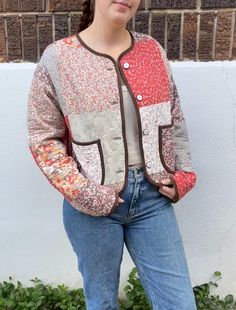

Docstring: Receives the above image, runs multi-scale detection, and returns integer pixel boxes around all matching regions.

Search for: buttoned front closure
[136,94,142,101]
[123,62,130,69]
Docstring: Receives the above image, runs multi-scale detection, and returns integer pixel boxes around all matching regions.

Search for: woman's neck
[81,22,130,50]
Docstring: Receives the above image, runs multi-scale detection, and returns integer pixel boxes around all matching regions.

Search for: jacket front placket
[75,30,150,194]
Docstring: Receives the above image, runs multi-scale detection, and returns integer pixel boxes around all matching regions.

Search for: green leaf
[224,294,234,304]
[214,271,222,277]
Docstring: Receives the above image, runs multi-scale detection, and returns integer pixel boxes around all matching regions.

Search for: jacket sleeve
[157,42,197,203]
[168,74,197,203]
[26,46,119,216]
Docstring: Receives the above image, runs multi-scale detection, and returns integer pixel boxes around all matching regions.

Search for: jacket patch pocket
[71,138,105,185]
[158,121,175,174]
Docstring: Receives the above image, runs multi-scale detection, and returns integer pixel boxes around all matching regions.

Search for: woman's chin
[109,16,129,28]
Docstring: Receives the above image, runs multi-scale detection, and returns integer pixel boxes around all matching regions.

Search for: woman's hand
[159,178,176,200]
[118,197,124,203]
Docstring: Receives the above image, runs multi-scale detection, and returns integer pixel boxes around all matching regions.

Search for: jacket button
[137,94,142,101]
[145,161,151,168]
[123,62,129,69]
[143,128,149,135]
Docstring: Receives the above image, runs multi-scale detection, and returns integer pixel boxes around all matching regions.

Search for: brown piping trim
[72,137,100,146]
[65,126,72,156]
[111,64,128,195]
[71,138,105,185]
[158,121,175,174]
[97,139,105,185]
[64,116,72,157]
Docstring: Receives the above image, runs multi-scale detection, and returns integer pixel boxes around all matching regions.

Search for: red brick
[149,0,196,9]
[198,12,214,60]
[4,0,19,11]
[22,15,37,62]
[38,15,53,58]
[48,0,83,12]
[151,13,165,48]
[215,11,232,60]
[183,12,197,60]
[0,0,4,11]
[0,1,235,63]
[201,0,236,9]
[2,0,45,11]
[20,0,45,12]
[55,14,69,40]
[0,16,6,62]
[6,15,22,61]
[70,14,81,35]
[232,14,236,59]
[135,11,149,34]
[167,14,181,60]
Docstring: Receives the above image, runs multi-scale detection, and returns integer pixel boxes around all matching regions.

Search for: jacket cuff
[70,183,120,217]
[169,170,197,203]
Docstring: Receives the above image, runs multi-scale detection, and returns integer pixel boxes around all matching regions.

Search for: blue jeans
[62,166,197,310]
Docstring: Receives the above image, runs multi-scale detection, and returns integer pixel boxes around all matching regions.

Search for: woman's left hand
[159,178,176,200]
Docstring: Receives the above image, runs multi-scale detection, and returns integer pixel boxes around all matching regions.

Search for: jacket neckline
[74,28,135,63]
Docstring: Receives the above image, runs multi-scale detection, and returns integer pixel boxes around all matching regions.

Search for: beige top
[121,79,143,168]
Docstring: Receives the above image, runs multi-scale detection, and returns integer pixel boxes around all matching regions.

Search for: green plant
[119,267,151,309]
[0,276,86,309]
[0,269,235,309]
[120,269,236,310]
[193,271,236,309]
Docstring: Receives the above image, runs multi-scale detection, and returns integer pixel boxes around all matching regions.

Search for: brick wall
[0,0,236,62]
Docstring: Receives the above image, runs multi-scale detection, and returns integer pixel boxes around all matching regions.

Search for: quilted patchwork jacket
[27,29,197,217]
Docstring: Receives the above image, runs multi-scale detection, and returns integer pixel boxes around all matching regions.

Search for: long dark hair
[78,0,95,31]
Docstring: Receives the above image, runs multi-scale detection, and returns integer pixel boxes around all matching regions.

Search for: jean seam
[125,237,159,310]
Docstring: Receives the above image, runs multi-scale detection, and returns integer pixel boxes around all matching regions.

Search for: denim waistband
[128,165,145,179]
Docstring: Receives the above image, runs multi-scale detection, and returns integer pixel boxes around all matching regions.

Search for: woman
[27,0,197,309]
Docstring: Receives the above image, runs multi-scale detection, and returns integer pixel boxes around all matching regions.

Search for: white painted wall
[0,61,236,299]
